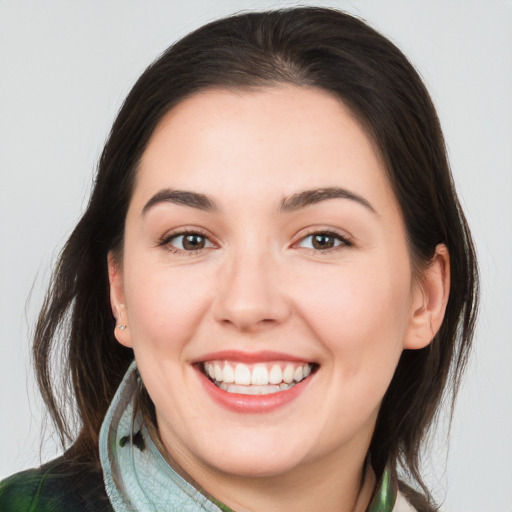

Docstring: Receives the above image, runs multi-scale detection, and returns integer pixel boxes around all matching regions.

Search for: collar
[99,361,398,512]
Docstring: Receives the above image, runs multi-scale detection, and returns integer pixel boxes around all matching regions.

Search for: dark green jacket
[0,456,113,512]
[1,457,422,512]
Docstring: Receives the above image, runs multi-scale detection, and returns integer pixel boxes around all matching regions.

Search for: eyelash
[158,228,352,255]
[293,230,353,254]
[158,229,216,255]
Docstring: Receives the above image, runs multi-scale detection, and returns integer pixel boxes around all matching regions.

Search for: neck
[158,434,376,512]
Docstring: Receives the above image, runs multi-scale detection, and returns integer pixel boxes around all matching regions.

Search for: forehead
[134,85,395,214]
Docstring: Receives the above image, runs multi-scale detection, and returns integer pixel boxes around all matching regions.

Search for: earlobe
[404,244,450,350]
[107,251,133,348]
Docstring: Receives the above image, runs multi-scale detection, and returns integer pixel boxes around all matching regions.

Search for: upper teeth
[203,361,312,386]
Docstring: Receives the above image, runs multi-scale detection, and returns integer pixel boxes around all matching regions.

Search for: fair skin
[109,86,450,512]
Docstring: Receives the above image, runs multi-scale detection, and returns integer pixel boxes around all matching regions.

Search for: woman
[0,7,478,512]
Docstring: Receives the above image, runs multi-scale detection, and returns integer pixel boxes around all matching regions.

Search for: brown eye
[297,232,348,251]
[166,232,214,252]
[182,234,206,250]
[312,234,336,250]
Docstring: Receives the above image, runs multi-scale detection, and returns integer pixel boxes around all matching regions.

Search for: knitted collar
[99,361,397,512]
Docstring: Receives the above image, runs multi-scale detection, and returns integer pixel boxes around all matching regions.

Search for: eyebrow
[142,188,218,214]
[142,186,377,216]
[279,187,377,214]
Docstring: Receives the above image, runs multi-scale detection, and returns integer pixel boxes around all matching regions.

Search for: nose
[213,249,291,332]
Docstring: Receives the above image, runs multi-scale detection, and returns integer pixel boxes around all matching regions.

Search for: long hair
[33,7,478,508]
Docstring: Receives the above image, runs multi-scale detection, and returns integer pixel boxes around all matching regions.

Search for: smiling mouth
[200,360,318,395]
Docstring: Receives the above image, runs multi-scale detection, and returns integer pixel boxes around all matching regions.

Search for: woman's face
[110,86,429,481]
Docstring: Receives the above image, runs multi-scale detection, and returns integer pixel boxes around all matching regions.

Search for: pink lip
[194,350,311,364]
[194,364,315,414]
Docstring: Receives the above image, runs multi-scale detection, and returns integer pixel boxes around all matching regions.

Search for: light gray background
[1,1,511,510]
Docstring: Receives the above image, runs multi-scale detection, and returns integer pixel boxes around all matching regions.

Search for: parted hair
[33,7,478,510]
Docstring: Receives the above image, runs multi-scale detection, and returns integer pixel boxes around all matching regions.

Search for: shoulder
[0,455,113,512]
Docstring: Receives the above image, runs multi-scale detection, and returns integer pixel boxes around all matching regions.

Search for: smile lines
[202,361,315,395]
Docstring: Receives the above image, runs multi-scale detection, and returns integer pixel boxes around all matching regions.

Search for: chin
[188,427,313,479]
[207,452,304,479]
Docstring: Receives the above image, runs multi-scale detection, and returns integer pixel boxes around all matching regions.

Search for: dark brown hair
[33,7,478,509]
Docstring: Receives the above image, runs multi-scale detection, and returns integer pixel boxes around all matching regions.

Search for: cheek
[290,258,412,436]
[292,256,412,365]
[123,260,213,355]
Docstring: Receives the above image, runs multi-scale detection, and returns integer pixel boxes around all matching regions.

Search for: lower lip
[196,367,313,414]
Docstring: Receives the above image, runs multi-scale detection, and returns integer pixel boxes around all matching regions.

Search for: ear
[107,251,133,348]
[403,244,450,350]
